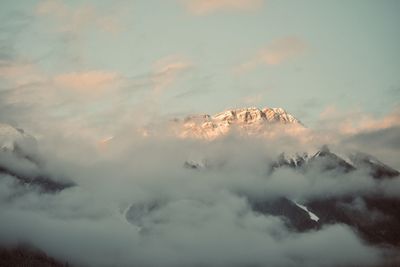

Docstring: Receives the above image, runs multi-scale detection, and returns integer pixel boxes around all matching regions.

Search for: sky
[0,0,399,130]
[1,2,400,266]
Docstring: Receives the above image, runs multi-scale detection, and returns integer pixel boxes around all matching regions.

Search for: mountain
[265,147,400,246]
[0,123,74,193]
[0,245,70,267]
[271,146,355,174]
[175,107,301,139]
[272,146,399,179]
[173,107,400,248]
[2,113,400,265]
[182,145,400,247]
[349,152,400,179]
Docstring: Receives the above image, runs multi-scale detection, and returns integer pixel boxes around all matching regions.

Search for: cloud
[0,62,45,86]
[53,71,120,91]
[0,62,129,138]
[258,37,307,65]
[317,105,400,136]
[152,55,192,94]
[342,126,400,170]
[311,106,400,169]
[1,64,400,267]
[1,91,400,266]
[36,0,122,34]
[236,37,307,73]
[0,56,191,140]
[181,0,263,15]
[0,66,122,107]
[342,109,400,135]
[345,126,400,150]
[1,126,396,266]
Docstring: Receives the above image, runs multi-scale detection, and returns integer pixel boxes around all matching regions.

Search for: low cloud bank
[1,126,399,266]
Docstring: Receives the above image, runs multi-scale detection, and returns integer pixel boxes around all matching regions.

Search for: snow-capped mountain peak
[177,107,301,139]
[210,107,300,124]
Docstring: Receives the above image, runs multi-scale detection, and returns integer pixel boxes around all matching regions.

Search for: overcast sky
[0,0,399,129]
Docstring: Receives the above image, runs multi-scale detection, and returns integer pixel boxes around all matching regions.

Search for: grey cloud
[0,91,399,266]
[0,126,398,266]
[342,126,400,169]
[344,126,400,150]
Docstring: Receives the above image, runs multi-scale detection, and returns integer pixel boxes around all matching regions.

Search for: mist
[1,122,399,267]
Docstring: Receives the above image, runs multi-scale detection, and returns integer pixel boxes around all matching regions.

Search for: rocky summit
[177,107,301,139]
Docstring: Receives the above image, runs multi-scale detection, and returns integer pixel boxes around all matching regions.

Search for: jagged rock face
[178,107,301,139]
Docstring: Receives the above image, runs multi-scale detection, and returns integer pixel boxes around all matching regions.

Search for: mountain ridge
[176,106,302,139]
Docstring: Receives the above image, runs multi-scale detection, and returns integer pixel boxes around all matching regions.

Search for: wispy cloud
[236,37,307,73]
[258,37,306,65]
[181,0,263,15]
[307,105,400,168]
[36,0,121,34]
[319,105,400,135]
[0,62,45,86]
[0,61,126,134]
[54,71,120,91]
[152,55,192,94]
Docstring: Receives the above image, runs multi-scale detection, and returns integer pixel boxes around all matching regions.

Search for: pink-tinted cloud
[319,106,400,135]
[340,111,400,135]
[1,68,122,112]
[258,37,307,65]
[315,106,400,169]
[182,0,263,15]
[236,37,307,73]
[0,61,120,93]
[152,55,191,93]
[0,62,45,86]
[54,71,119,91]
[0,63,32,79]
